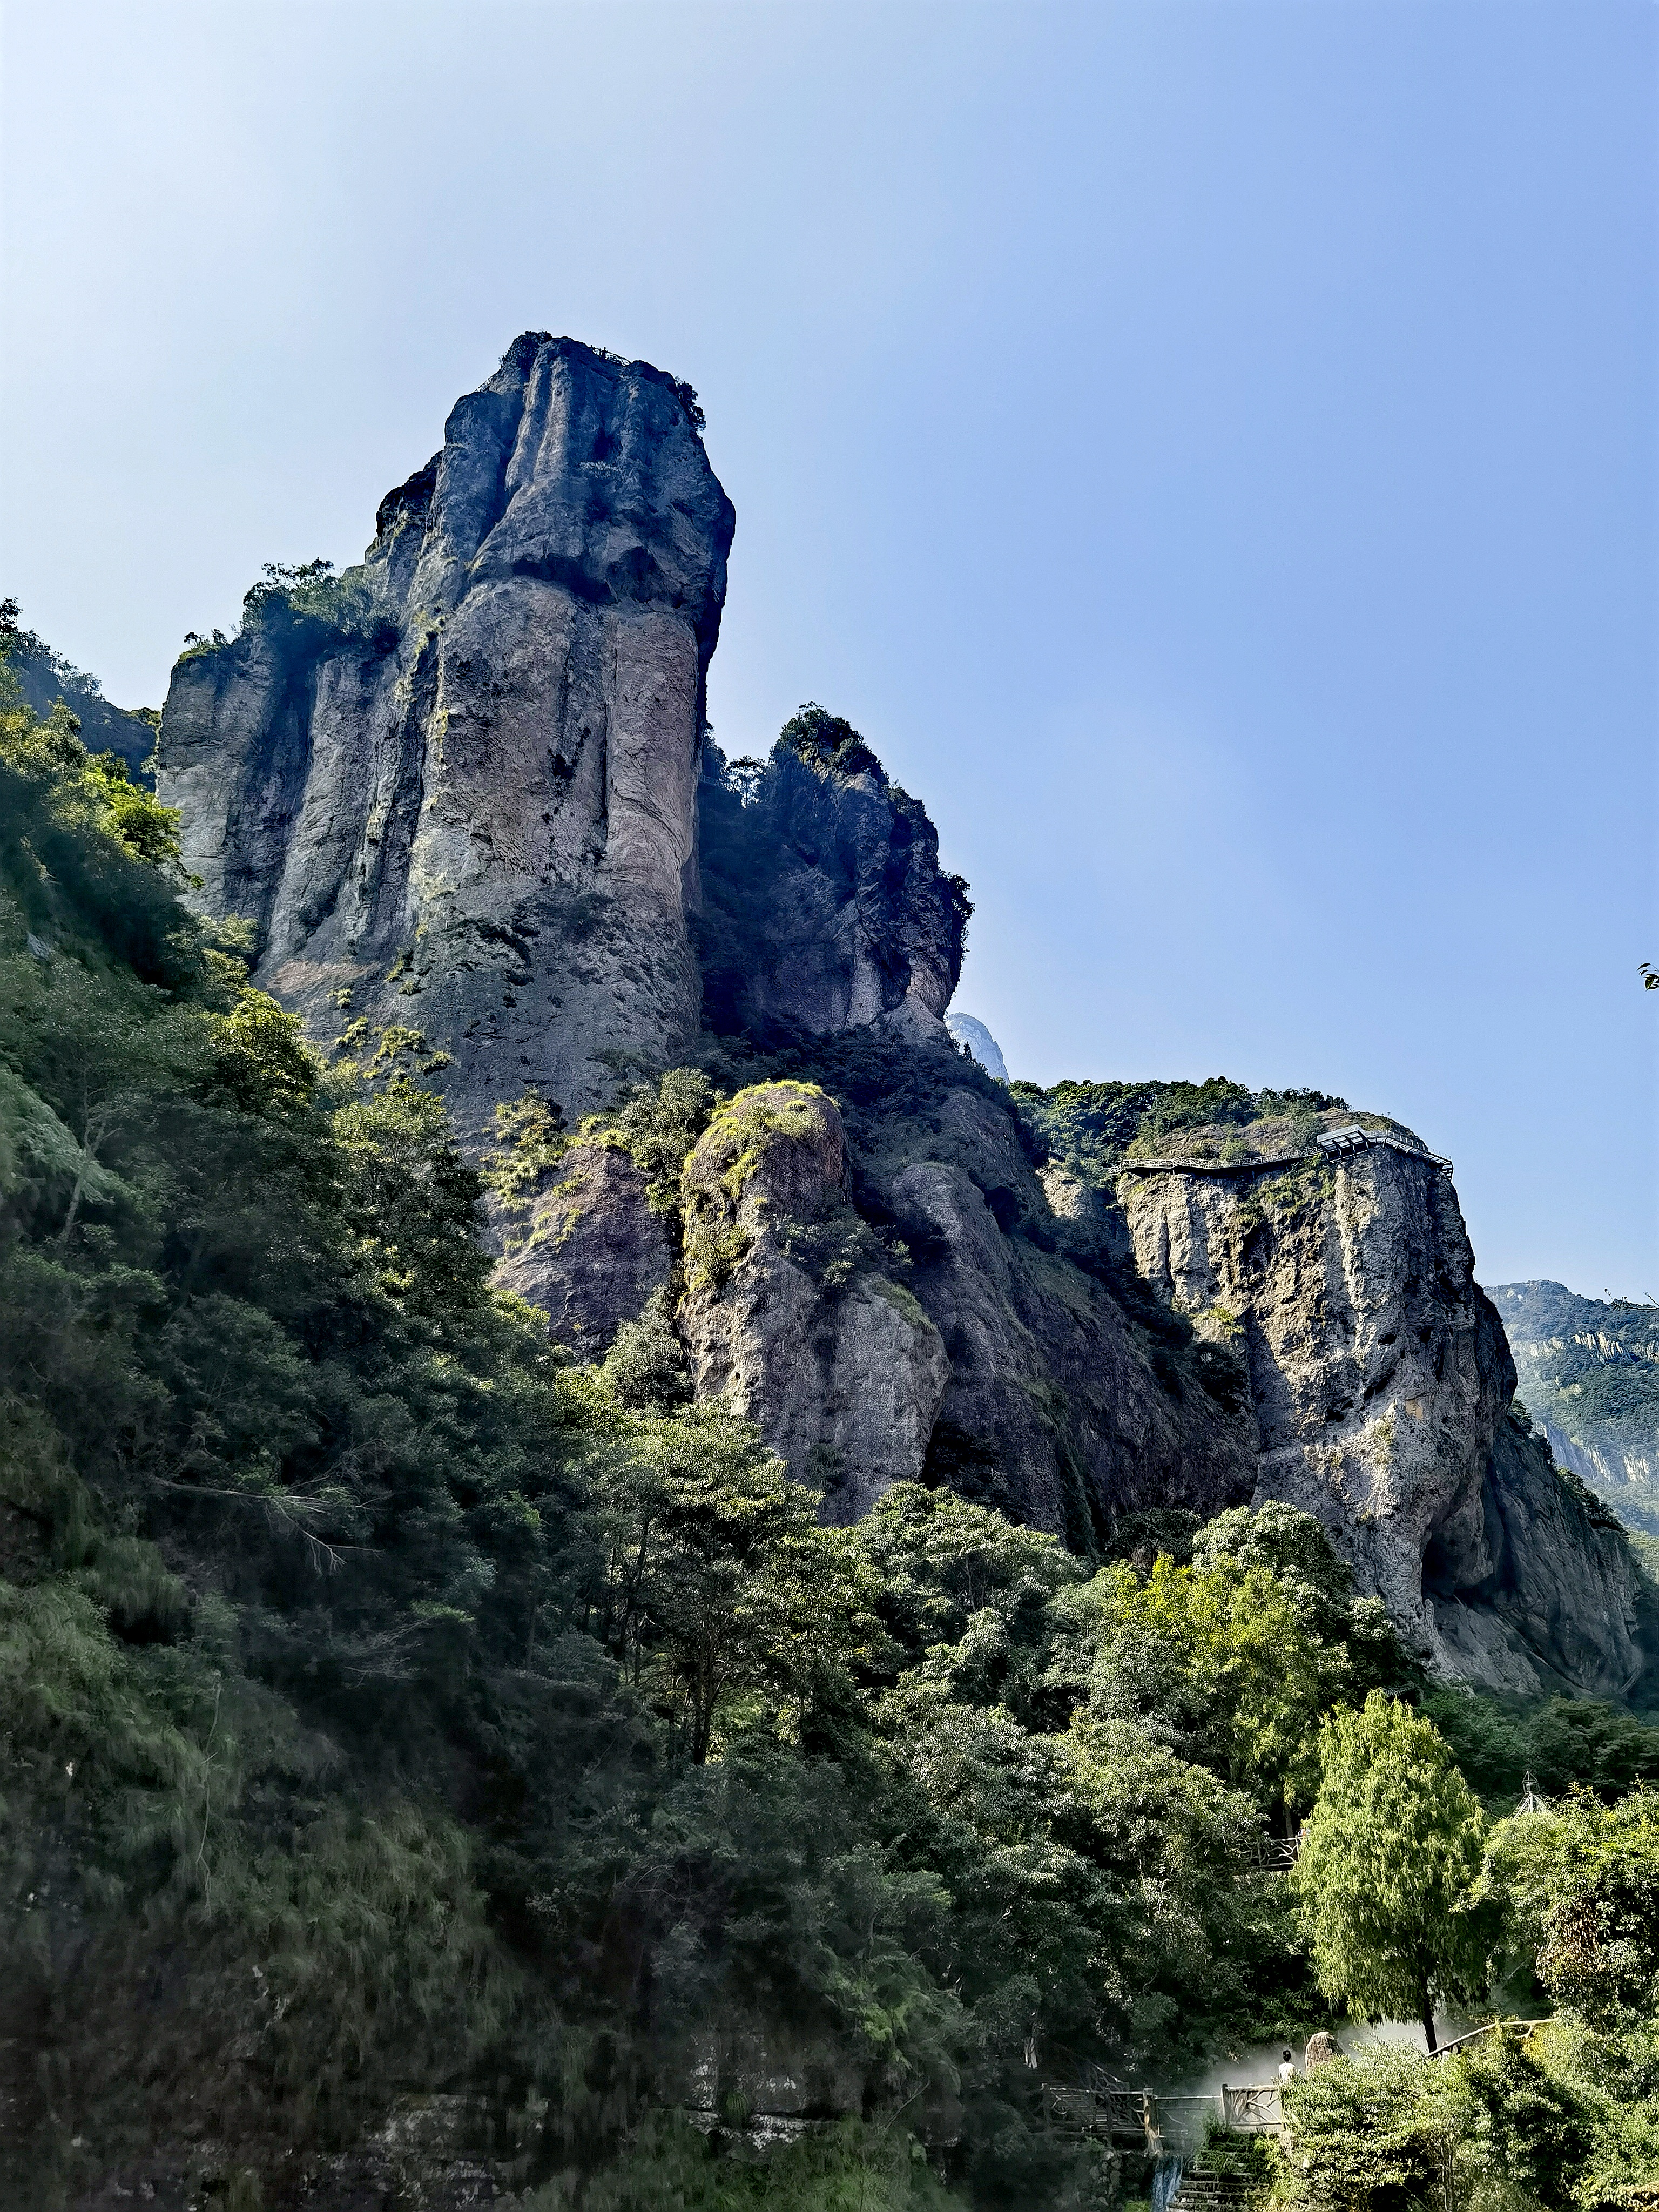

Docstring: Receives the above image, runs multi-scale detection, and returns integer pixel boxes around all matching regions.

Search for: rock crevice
[1120,1112,1648,1694]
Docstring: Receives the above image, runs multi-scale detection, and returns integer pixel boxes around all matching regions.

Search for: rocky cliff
[1489,1279,1659,1539]
[158,334,736,1129]
[678,1082,951,1521]
[152,335,1652,1698]
[677,1063,1258,1535]
[696,712,969,1043]
[1118,1112,1651,1695]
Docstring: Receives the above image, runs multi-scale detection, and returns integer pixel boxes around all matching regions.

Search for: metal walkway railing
[1116,1129,1452,1179]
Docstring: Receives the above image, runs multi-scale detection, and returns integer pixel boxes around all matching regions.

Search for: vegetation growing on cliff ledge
[1010,1077,1351,1186]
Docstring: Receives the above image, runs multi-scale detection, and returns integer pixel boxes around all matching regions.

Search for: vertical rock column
[158,333,736,1131]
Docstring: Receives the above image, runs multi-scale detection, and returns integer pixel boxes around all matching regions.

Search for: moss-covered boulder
[679,1082,948,1521]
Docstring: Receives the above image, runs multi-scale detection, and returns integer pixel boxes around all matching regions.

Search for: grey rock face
[1120,1116,1648,1693]
[657,1051,1252,1539]
[1431,1412,1647,1699]
[885,1086,1253,1542]
[696,725,968,1043]
[678,1083,950,1520]
[945,1012,1008,1082]
[490,1140,671,1353]
[158,334,736,1131]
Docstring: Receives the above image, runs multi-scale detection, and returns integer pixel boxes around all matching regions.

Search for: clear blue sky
[3,0,1654,1295]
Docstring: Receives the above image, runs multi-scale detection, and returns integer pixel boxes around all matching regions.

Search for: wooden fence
[1045,2082,1284,2148]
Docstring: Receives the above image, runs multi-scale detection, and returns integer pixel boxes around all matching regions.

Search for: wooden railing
[1045,2082,1283,2147]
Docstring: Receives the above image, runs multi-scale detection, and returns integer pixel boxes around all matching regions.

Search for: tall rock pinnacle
[158,334,736,1127]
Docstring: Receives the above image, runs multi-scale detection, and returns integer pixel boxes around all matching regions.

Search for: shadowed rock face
[158,334,736,1131]
[677,1067,1254,1540]
[1120,1114,1648,1695]
[696,727,969,1044]
[887,1086,1255,1543]
[490,1141,671,1355]
[678,1083,951,1522]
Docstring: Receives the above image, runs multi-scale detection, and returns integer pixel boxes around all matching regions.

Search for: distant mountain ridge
[1488,1279,1659,1538]
[1,608,157,775]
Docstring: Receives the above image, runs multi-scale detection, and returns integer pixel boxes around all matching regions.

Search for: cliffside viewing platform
[1116,1125,1454,1177]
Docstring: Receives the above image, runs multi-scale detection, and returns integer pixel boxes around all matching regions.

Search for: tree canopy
[1293,1694,1491,2049]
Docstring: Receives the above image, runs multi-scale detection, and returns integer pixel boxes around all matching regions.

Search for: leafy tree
[589,1410,880,1762]
[1293,1694,1491,2048]
[1282,2027,1596,2211]
[1487,1788,1659,2029]
[1051,1507,1400,1816]
[1282,2045,1463,2212]
[1452,2022,1594,2206]
[602,1285,693,1411]
[855,1482,1082,1721]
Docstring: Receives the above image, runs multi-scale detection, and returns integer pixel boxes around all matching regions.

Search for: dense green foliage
[0,597,157,776]
[1267,1730,1659,2206]
[1293,1696,1492,2048]
[6,648,1659,2207]
[0,663,1360,2204]
[1008,1077,1349,1188]
[1422,1685,1659,1808]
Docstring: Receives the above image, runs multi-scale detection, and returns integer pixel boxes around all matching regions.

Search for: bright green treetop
[1293,1691,1490,2048]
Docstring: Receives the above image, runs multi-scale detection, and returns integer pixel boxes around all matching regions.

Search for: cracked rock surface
[678,1083,950,1522]
[158,333,736,1134]
[490,1140,671,1355]
[1121,1112,1649,1694]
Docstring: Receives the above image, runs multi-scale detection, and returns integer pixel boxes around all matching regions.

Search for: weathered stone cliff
[1119,1112,1650,1695]
[696,714,969,1043]
[151,335,1651,1695]
[158,334,736,1130]
[669,1054,1255,1542]
[945,1011,1008,1081]
[492,1138,672,1353]
[678,1082,950,1521]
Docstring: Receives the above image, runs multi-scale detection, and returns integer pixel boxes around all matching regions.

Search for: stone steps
[1168,2169,1262,2210]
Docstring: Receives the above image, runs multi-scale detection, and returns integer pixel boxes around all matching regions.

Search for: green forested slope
[6,648,1659,2209]
[1490,1281,1659,1537]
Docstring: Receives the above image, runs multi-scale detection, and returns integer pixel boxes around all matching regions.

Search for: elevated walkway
[1116,1128,1452,1180]
[1045,2081,1282,2151]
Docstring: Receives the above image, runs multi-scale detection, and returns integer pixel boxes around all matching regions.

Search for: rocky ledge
[1119,1110,1650,1695]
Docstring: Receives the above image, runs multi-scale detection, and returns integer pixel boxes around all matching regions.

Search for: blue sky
[3,0,1654,1293]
